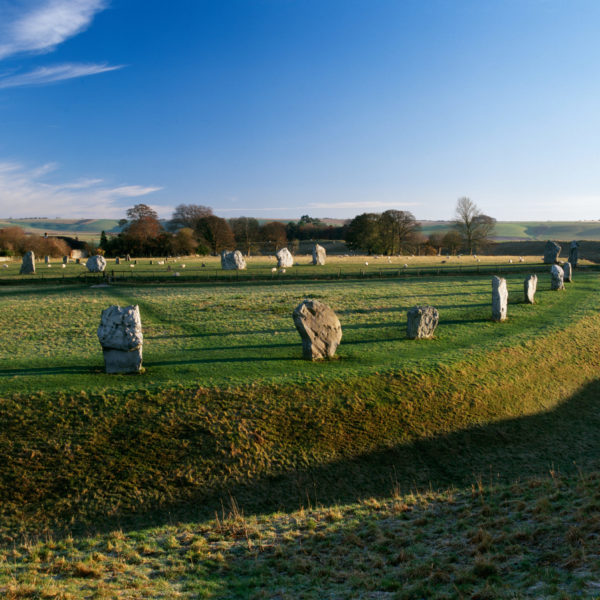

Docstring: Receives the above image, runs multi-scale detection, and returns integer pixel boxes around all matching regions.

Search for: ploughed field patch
[1,269,600,598]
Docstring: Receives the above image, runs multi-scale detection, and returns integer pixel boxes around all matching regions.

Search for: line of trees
[42,196,496,258]
[0,227,71,257]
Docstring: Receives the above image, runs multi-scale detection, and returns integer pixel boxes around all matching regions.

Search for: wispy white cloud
[0,161,162,218]
[0,0,107,59]
[0,62,123,88]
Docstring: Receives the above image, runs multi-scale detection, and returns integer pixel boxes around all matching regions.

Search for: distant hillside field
[0,218,122,240]
[419,220,600,240]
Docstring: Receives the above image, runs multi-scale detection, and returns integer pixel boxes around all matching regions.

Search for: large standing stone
[492,276,508,321]
[524,274,537,304]
[97,305,143,374]
[543,241,561,264]
[276,247,294,268]
[293,299,342,360]
[19,251,35,274]
[551,264,564,290]
[563,261,572,283]
[406,306,439,339]
[569,241,579,267]
[312,244,326,266]
[86,255,107,273]
[221,250,247,270]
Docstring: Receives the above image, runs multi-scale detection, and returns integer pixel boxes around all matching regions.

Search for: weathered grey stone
[19,251,35,274]
[563,261,572,282]
[126,254,131,261]
[312,244,326,266]
[97,305,143,374]
[44,255,50,264]
[62,255,69,264]
[569,241,579,267]
[524,274,537,304]
[406,306,439,339]
[543,241,561,264]
[115,257,120,264]
[551,264,564,290]
[75,258,81,264]
[293,299,342,360]
[492,276,508,321]
[276,247,294,268]
[86,255,107,273]
[221,250,247,270]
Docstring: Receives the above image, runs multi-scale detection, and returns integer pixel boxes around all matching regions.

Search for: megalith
[97,305,143,374]
[312,244,326,266]
[543,241,561,264]
[406,306,439,339]
[62,255,69,264]
[551,264,564,290]
[569,241,579,267]
[221,250,247,270]
[44,255,50,264]
[563,261,572,283]
[524,274,537,304]
[19,251,35,274]
[86,255,107,273]
[293,299,342,360]
[492,276,508,321]
[276,247,294,268]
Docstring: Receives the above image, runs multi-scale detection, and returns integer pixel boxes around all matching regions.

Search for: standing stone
[551,264,565,290]
[44,255,50,264]
[75,258,81,264]
[62,255,69,264]
[221,250,247,270]
[406,306,439,339]
[569,241,579,267]
[115,257,120,265]
[19,251,35,274]
[543,241,561,264]
[312,244,326,266]
[126,254,131,262]
[86,255,107,273]
[97,305,143,374]
[492,276,508,322]
[524,274,538,304]
[563,261,572,283]
[293,299,342,360]
[276,247,294,268]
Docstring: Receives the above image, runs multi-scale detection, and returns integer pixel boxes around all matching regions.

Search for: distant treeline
[1,198,497,258]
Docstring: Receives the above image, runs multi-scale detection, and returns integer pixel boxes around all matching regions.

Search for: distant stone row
[221,244,326,270]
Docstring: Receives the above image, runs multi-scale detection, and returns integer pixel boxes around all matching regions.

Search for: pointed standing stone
[492,276,508,321]
[543,241,561,264]
[524,274,537,304]
[563,261,572,283]
[551,264,565,290]
[569,241,579,267]
[19,251,35,274]
[312,244,326,265]
[276,247,294,268]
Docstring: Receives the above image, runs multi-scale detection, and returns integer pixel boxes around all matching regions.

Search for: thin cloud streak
[0,62,123,88]
[0,161,161,218]
[0,0,107,59]
[308,201,421,209]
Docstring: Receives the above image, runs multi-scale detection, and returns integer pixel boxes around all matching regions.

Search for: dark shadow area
[31,376,599,541]
[0,365,96,377]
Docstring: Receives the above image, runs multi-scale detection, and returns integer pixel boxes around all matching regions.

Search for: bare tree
[170,204,213,230]
[229,217,261,255]
[126,203,159,222]
[453,197,495,253]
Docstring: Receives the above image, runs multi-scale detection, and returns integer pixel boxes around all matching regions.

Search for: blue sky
[1,0,600,221]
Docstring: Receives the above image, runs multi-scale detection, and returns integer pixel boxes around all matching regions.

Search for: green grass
[1,268,600,596]
[3,466,600,599]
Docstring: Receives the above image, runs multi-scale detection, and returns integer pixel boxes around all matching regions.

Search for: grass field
[1,261,600,597]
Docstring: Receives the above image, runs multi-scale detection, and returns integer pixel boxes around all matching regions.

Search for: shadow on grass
[47,376,600,539]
